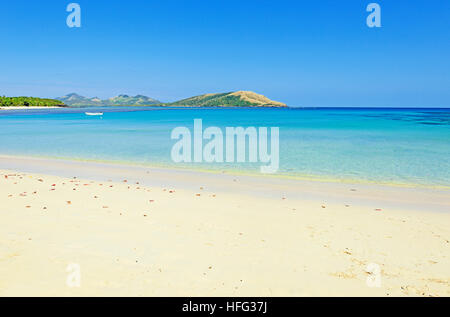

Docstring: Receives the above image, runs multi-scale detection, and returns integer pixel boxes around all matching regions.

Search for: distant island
[1,91,287,108]
[165,91,287,108]
[0,96,65,108]
[58,91,287,108]
[57,93,160,107]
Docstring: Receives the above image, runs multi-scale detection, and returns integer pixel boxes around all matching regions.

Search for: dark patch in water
[419,122,446,126]
[360,111,450,126]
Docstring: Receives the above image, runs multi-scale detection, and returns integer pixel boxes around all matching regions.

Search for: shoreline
[0,106,64,110]
[0,154,449,213]
[0,154,448,191]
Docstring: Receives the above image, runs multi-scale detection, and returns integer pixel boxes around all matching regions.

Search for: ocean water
[0,107,449,187]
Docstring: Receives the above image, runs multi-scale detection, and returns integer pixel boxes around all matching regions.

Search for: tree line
[0,96,65,107]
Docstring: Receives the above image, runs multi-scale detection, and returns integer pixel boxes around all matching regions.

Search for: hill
[0,96,65,108]
[57,93,160,106]
[166,91,287,107]
[107,94,160,106]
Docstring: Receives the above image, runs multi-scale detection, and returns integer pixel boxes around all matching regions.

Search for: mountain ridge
[57,93,160,106]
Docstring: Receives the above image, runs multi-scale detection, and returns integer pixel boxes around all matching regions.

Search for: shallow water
[0,107,449,186]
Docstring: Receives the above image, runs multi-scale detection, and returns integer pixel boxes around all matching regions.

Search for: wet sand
[0,156,449,296]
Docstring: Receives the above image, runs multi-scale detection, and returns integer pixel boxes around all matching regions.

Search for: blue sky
[0,0,449,107]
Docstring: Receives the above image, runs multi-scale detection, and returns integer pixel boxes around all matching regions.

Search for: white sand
[0,107,62,110]
[0,157,449,297]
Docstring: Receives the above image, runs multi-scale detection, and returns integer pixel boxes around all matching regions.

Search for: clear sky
[1,0,449,107]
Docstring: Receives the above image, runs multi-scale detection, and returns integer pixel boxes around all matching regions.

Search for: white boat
[85,112,103,116]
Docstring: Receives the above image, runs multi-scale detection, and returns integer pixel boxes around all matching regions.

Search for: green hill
[166,91,287,107]
[0,96,65,108]
[56,93,99,106]
[106,94,160,106]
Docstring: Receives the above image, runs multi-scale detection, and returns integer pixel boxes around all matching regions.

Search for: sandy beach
[0,107,63,110]
[0,156,449,297]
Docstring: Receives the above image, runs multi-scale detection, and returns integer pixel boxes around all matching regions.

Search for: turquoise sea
[0,107,449,187]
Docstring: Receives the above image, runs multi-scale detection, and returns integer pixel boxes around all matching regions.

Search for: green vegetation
[165,91,287,108]
[0,96,65,107]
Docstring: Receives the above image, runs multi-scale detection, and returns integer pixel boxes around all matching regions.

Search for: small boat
[85,112,103,116]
